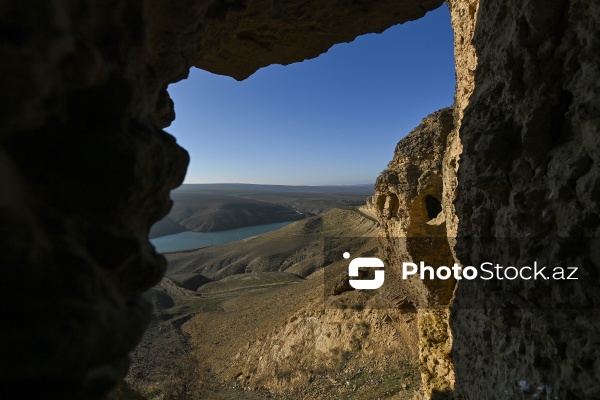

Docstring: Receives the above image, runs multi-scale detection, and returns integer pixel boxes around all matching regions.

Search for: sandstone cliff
[370,108,456,398]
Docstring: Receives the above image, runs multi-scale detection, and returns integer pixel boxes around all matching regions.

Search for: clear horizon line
[180,182,375,186]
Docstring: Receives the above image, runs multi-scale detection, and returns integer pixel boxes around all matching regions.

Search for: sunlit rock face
[372,108,455,309]
[373,0,600,396]
[2,0,599,398]
[371,108,456,398]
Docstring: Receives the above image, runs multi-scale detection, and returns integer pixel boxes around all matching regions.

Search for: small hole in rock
[425,195,442,220]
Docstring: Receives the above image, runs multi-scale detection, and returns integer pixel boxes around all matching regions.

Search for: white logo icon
[344,252,385,290]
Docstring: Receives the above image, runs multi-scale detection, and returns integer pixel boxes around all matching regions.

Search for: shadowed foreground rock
[1,0,599,398]
[450,0,600,398]
[1,1,188,398]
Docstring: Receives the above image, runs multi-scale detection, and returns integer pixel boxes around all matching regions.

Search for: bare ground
[128,208,420,399]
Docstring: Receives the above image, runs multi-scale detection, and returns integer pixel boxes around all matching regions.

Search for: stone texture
[372,1,600,398]
[450,0,600,398]
[371,108,455,309]
[369,108,456,398]
[443,0,479,254]
[0,1,188,398]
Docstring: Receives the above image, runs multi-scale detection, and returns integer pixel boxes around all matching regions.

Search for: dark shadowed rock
[449,0,600,398]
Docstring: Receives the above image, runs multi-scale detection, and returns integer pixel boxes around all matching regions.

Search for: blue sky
[166,4,455,185]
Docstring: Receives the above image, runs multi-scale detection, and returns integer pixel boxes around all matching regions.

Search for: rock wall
[372,0,600,398]
[372,108,455,310]
[450,0,600,398]
[370,108,456,398]
[443,0,479,251]
[1,2,188,398]
[2,0,599,398]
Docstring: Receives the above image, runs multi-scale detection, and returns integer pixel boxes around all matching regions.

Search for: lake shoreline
[150,221,296,253]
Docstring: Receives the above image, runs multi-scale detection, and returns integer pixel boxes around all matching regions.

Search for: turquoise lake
[150,221,294,253]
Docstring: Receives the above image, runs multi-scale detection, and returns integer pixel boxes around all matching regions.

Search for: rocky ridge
[368,107,456,398]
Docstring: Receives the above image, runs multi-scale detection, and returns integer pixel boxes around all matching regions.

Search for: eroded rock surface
[371,108,455,308]
[370,108,456,398]
[450,0,600,398]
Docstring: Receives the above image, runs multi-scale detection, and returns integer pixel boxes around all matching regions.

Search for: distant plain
[150,183,374,237]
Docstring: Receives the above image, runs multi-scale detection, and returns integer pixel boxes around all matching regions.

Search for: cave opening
[387,193,400,219]
[425,194,443,220]
[164,3,455,187]
[135,2,456,397]
[8,0,597,398]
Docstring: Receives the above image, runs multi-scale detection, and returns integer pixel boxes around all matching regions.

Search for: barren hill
[150,184,374,238]
[128,208,421,399]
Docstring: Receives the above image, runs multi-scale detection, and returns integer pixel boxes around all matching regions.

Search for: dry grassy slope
[129,208,421,399]
[167,195,306,232]
[165,207,379,281]
[181,209,419,398]
[236,191,371,216]
[149,216,188,238]
[185,282,421,399]
[151,185,374,237]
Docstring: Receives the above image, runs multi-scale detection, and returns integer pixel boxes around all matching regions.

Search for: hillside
[149,184,374,238]
[165,206,378,280]
[149,216,188,238]
[128,208,421,399]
